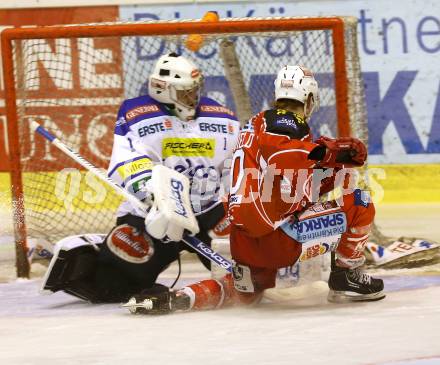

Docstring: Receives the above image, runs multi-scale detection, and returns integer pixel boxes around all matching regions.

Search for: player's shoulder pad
[121,95,169,122]
[197,97,238,121]
[264,108,310,140]
[115,95,169,135]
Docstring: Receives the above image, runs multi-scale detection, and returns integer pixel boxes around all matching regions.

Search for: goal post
[1,16,365,278]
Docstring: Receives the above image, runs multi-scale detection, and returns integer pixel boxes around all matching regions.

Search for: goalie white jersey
[108,95,240,217]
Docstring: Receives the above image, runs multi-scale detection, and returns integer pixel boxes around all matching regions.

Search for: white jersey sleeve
[108,98,162,203]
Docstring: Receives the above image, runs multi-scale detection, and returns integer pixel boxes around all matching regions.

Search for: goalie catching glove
[310,136,367,168]
[144,165,199,242]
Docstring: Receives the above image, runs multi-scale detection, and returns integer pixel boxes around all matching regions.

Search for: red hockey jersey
[228,108,320,237]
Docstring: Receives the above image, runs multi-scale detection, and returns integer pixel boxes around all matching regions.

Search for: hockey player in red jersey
[126,65,385,314]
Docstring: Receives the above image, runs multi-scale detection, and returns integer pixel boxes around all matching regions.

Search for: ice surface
[1,203,439,365]
[0,268,439,365]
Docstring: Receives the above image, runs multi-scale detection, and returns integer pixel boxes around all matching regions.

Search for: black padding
[43,245,101,302]
[264,109,310,140]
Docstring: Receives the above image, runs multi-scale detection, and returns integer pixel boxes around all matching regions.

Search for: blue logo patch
[281,212,347,243]
[354,189,371,208]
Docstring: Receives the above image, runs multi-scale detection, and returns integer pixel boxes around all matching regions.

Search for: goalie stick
[31,121,232,273]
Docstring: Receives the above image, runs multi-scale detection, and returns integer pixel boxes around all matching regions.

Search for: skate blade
[327,289,386,303]
[121,297,154,314]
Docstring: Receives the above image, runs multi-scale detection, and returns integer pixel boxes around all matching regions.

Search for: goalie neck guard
[148,53,203,121]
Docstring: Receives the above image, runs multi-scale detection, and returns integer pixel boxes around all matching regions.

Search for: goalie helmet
[148,53,203,121]
[274,65,320,118]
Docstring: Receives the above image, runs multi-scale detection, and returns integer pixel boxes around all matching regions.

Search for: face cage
[170,82,203,110]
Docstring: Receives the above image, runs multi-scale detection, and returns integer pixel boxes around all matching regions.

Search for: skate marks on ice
[369,356,440,365]
[0,277,440,365]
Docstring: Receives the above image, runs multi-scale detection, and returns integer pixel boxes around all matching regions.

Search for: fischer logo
[170,178,188,217]
[195,241,231,269]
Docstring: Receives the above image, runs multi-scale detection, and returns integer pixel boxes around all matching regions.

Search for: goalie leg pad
[41,244,100,302]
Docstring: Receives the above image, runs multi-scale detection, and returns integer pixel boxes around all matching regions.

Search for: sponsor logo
[282,212,347,243]
[170,178,188,217]
[199,122,228,134]
[280,79,294,88]
[126,104,160,121]
[191,69,201,78]
[132,177,150,193]
[109,225,154,264]
[200,105,235,116]
[163,119,172,130]
[299,242,336,261]
[116,158,153,180]
[354,189,371,207]
[150,78,166,90]
[114,230,149,256]
[162,138,215,158]
[138,121,173,137]
[229,194,242,206]
[276,117,297,128]
[195,241,231,270]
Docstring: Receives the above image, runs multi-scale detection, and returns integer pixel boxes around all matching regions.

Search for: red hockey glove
[312,136,367,168]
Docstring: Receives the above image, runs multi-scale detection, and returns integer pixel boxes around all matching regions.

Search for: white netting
[6,16,365,258]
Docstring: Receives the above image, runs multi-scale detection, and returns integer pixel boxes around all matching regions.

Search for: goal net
[2,16,367,277]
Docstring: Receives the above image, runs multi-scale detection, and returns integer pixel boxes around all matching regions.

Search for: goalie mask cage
[2,16,368,277]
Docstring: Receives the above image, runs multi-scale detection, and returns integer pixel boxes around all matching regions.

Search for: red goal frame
[2,17,350,277]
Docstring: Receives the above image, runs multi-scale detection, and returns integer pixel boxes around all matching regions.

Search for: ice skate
[122,284,190,315]
[327,266,385,303]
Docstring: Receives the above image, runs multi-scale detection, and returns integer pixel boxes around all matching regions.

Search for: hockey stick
[31,121,232,273]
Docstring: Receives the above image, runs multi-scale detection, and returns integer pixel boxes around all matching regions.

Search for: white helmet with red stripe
[149,53,203,121]
[274,65,320,118]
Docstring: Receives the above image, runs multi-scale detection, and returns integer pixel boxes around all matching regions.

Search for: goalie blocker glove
[122,284,191,315]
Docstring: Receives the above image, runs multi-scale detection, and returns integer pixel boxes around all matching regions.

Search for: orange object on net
[185,11,220,52]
